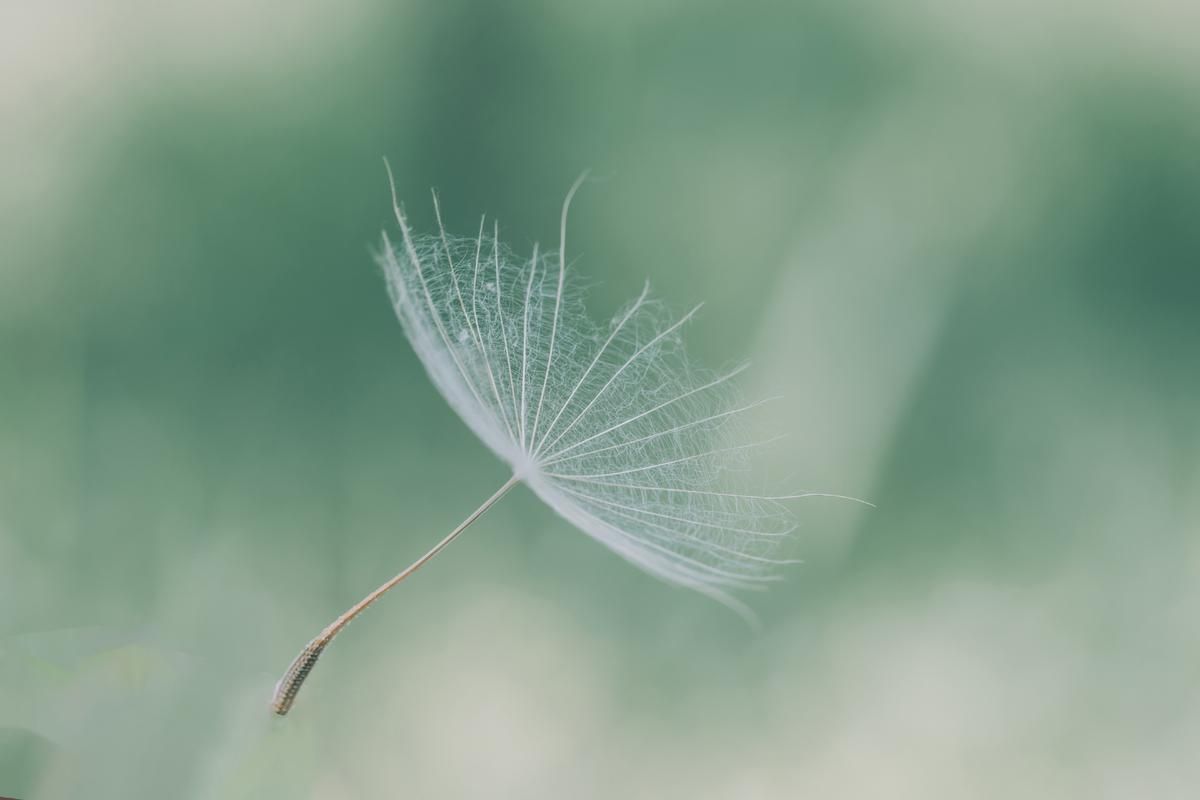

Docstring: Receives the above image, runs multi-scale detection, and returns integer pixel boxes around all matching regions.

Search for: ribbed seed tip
[272,638,327,716]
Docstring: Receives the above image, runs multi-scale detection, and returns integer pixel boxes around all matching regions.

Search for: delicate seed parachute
[269,168,852,715]
[378,169,805,616]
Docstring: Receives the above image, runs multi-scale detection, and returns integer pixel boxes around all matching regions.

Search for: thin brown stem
[272,474,520,715]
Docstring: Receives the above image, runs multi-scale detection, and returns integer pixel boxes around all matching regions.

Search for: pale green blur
[2,1,1198,797]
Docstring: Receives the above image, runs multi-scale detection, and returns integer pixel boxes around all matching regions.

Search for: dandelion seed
[270,162,868,715]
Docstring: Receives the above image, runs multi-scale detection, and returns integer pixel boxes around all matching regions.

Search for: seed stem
[271,474,520,715]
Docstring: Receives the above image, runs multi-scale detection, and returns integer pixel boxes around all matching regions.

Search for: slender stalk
[271,475,520,715]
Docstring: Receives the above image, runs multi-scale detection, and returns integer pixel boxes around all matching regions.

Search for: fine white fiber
[376,164,835,617]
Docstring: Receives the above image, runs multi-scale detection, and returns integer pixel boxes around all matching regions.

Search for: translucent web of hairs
[377,211,797,614]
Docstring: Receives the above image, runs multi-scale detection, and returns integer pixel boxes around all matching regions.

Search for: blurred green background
[3,1,1198,797]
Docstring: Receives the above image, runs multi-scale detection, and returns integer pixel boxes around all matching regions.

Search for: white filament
[378,163,810,612]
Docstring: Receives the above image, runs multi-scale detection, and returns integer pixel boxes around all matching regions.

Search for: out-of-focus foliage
[2,1,1197,798]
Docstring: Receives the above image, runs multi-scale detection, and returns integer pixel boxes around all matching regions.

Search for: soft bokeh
[3,1,1198,797]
